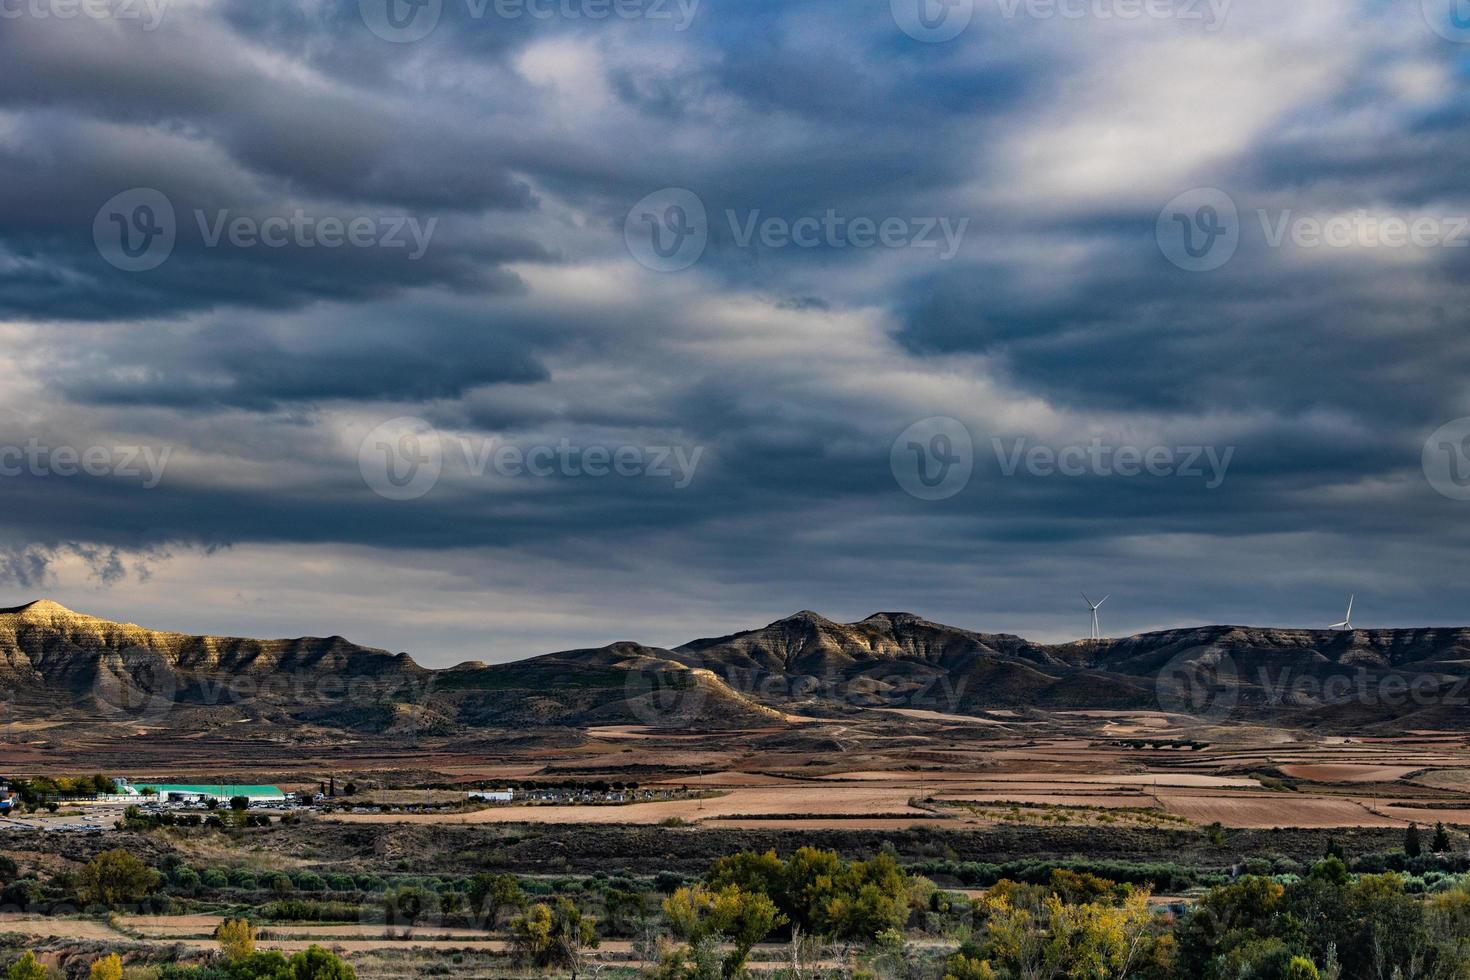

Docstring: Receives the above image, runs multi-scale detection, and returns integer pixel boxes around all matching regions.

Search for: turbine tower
[1330,594,1355,631]
[1082,593,1109,641]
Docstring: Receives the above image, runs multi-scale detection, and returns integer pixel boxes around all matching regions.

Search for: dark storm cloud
[54,313,549,410]
[896,242,1470,423]
[3,0,1470,651]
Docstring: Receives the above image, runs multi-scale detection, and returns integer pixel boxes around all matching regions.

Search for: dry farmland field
[10,707,1470,976]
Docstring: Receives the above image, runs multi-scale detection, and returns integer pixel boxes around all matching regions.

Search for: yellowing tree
[943,954,998,980]
[5,952,47,980]
[89,954,123,980]
[663,883,786,979]
[511,899,599,979]
[215,917,257,961]
[74,850,160,908]
[981,886,1156,980]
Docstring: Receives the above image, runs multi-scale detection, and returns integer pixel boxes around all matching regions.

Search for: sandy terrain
[329,785,930,825]
[935,793,1156,809]
[1278,764,1426,783]
[1158,794,1399,828]
[0,915,121,941]
[873,708,1007,725]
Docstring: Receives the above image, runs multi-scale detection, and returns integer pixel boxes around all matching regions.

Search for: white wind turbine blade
[1096,595,1110,607]
[1081,593,1093,608]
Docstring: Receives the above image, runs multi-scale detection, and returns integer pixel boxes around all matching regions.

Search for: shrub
[282,946,355,979]
[2,879,42,912]
[262,900,359,923]
[89,954,123,980]
[170,867,201,892]
[6,952,47,980]
[292,872,327,892]
[383,886,439,927]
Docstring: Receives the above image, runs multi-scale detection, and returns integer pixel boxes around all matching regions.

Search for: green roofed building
[124,782,287,804]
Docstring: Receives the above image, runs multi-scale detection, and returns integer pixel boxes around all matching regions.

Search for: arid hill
[4,600,1470,733]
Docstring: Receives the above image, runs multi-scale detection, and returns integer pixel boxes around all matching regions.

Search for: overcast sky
[1,0,1468,665]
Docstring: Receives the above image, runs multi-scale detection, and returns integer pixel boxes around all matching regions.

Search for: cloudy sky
[1,0,1469,665]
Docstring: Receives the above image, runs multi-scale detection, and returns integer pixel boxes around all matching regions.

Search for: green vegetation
[5,953,47,980]
[660,884,785,978]
[75,850,162,908]
[467,871,525,929]
[944,800,1194,829]
[510,898,599,978]
[19,840,1470,979]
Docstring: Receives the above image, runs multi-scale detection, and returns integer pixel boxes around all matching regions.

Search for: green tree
[1406,823,1423,858]
[467,872,524,929]
[1433,822,1451,854]
[1175,876,1288,978]
[705,847,921,942]
[230,796,250,811]
[5,952,47,980]
[708,850,788,908]
[75,849,162,908]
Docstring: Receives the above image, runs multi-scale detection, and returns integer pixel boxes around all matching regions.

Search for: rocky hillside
[0,599,428,731]
[0,599,422,680]
[5,600,1470,732]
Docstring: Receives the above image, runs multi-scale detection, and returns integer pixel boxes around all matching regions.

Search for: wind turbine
[1082,593,1110,641]
[1330,594,1355,631]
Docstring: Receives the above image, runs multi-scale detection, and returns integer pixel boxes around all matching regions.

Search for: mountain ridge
[6,599,1470,733]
